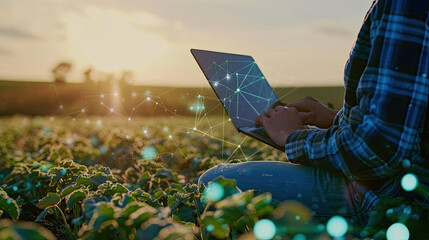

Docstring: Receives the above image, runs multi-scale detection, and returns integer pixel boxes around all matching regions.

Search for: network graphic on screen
[194,51,279,129]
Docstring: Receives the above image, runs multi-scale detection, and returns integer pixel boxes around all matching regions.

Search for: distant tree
[52,62,72,83]
[119,70,134,86]
[84,67,93,83]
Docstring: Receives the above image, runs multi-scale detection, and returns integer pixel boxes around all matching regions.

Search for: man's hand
[255,106,303,146]
[287,97,338,129]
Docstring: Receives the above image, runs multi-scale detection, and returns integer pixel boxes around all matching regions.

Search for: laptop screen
[191,49,279,129]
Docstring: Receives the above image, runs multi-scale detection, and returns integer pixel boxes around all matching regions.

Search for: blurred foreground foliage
[0,116,427,239]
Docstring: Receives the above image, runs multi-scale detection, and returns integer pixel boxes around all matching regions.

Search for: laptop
[191,49,285,151]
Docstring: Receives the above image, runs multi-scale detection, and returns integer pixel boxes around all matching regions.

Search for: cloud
[0,27,37,39]
[312,21,353,37]
[0,47,12,55]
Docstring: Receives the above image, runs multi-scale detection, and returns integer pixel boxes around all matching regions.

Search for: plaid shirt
[285,0,429,214]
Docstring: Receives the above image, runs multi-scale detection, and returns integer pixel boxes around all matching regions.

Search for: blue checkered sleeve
[285,0,429,180]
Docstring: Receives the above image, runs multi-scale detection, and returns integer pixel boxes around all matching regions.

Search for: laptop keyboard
[251,128,271,139]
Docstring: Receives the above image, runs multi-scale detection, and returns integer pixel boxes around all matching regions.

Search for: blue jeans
[198,161,366,225]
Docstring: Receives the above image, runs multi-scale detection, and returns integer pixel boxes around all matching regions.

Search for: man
[199,0,428,225]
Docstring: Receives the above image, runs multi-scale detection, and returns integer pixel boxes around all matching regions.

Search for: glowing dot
[292,234,306,240]
[214,82,218,86]
[401,173,418,191]
[254,219,276,240]
[126,135,129,139]
[40,163,53,173]
[226,74,230,80]
[422,73,427,78]
[163,126,169,132]
[59,105,63,109]
[156,102,158,105]
[204,182,224,201]
[100,101,103,105]
[100,94,104,98]
[132,92,137,97]
[295,215,301,221]
[143,130,148,134]
[13,186,18,191]
[99,146,107,154]
[193,127,197,131]
[146,97,151,101]
[128,118,131,121]
[110,108,114,112]
[238,145,241,148]
[60,169,67,175]
[386,223,409,240]
[81,108,85,113]
[206,225,214,232]
[6,199,12,204]
[327,216,348,238]
[236,88,240,92]
[316,224,325,231]
[97,120,102,125]
[402,159,411,168]
[114,92,118,96]
[141,145,157,160]
[169,135,172,139]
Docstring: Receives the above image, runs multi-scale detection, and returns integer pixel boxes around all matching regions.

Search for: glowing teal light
[401,173,418,191]
[254,219,276,240]
[292,233,306,240]
[40,163,53,173]
[236,88,240,93]
[99,146,107,154]
[203,182,224,202]
[316,224,325,232]
[206,224,214,232]
[326,216,348,238]
[12,186,18,191]
[141,145,157,160]
[386,223,409,240]
[90,136,98,146]
[190,101,205,113]
[6,199,12,204]
[60,169,67,175]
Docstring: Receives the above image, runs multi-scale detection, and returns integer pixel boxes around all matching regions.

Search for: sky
[0,0,373,87]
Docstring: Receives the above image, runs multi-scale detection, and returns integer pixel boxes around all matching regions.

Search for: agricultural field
[0,115,428,239]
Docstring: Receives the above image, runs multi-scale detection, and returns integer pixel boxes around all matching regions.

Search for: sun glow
[61,6,170,72]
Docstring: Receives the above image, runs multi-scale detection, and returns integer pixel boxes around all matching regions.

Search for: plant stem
[55,205,76,240]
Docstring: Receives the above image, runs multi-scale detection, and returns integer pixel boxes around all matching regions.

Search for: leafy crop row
[0,116,427,239]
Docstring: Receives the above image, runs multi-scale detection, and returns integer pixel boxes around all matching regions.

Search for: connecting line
[239,92,261,116]
[225,136,248,163]
[193,128,239,148]
[247,144,269,159]
[238,62,256,89]
[239,77,265,90]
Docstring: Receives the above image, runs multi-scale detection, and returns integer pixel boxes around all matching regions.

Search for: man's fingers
[264,108,276,117]
[298,111,314,125]
[255,115,265,128]
[287,100,311,112]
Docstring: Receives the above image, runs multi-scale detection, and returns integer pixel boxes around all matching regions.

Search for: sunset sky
[0,0,372,87]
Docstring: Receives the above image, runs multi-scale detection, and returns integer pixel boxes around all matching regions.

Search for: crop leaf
[37,193,60,209]
[0,188,20,221]
[66,190,87,209]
